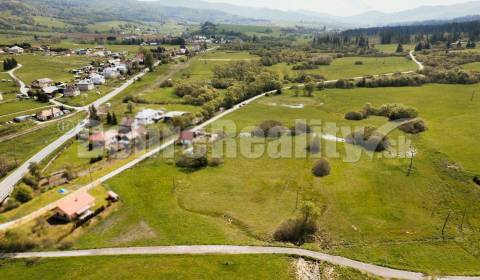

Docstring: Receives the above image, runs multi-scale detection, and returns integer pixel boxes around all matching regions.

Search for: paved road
[2,245,474,280]
[7,64,28,95]
[410,50,424,71]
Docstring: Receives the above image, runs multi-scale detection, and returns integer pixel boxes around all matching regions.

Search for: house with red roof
[54,192,95,221]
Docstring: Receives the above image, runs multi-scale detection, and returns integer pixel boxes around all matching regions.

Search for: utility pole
[441,211,451,241]
[471,90,476,102]
[407,146,415,176]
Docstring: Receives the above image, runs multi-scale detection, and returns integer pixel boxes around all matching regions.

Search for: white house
[103,67,119,79]
[115,63,128,74]
[77,79,94,91]
[37,107,63,121]
[8,46,24,54]
[135,109,165,125]
[90,74,106,85]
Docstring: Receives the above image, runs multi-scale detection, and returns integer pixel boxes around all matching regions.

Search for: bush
[290,122,311,136]
[252,120,286,138]
[354,61,364,65]
[346,126,390,152]
[0,230,39,252]
[208,157,223,167]
[345,111,365,120]
[13,185,33,203]
[474,176,480,186]
[2,199,20,211]
[368,103,418,120]
[312,159,331,177]
[159,79,174,88]
[0,156,17,178]
[306,136,321,154]
[176,150,208,170]
[273,202,319,245]
[398,119,427,134]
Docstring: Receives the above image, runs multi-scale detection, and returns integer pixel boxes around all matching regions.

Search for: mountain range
[1,0,480,30]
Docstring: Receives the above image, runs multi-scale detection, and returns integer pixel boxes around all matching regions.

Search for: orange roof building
[54,192,95,221]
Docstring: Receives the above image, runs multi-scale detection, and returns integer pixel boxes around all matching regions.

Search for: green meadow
[74,83,480,275]
[15,55,91,85]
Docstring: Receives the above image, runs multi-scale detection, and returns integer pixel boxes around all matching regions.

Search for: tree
[304,82,315,97]
[273,201,319,245]
[312,158,331,177]
[144,51,154,71]
[88,105,100,122]
[111,112,118,125]
[14,185,33,203]
[28,162,41,179]
[127,102,134,114]
[395,44,404,53]
[106,112,112,125]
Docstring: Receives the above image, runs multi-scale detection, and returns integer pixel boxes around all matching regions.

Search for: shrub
[354,61,363,65]
[22,175,38,188]
[398,119,427,134]
[345,111,365,120]
[252,120,286,138]
[13,185,33,203]
[273,202,319,245]
[159,79,174,88]
[306,136,321,154]
[2,199,20,211]
[0,230,39,252]
[312,159,331,177]
[290,122,311,136]
[346,126,390,152]
[208,157,223,167]
[176,150,208,170]
[474,176,480,186]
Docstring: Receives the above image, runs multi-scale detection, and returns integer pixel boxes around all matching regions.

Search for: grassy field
[374,44,416,53]
[0,255,294,280]
[0,255,380,280]
[0,72,18,96]
[15,55,92,85]
[217,24,283,37]
[270,56,416,80]
[33,16,72,29]
[75,83,480,275]
[0,100,47,122]
[462,62,480,72]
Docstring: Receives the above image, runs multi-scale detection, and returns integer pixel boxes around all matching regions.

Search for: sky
[203,0,474,16]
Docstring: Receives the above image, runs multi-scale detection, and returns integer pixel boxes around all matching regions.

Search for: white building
[8,46,24,54]
[77,80,94,91]
[103,67,119,79]
[135,109,165,125]
[90,74,106,85]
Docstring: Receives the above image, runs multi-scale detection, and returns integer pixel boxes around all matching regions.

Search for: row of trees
[3,58,18,71]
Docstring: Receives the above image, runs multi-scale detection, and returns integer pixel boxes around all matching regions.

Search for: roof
[135,109,164,120]
[164,111,188,118]
[36,78,53,84]
[180,131,194,141]
[77,79,93,85]
[42,86,58,94]
[56,192,95,217]
[38,107,61,117]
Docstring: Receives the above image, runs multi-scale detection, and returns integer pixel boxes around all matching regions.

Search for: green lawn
[462,62,480,72]
[270,56,416,80]
[0,255,380,280]
[75,84,480,275]
[33,16,72,29]
[0,72,18,95]
[15,54,92,85]
[0,100,48,122]
[374,44,415,53]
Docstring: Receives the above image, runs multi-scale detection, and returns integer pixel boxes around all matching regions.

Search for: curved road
[2,245,478,280]
[7,64,29,95]
[409,50,424,71]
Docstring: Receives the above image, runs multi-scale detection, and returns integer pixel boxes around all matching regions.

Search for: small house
[135,109,165,125]
[54,192,95,221]
[63,85,80,97]
[179,131,195,145]
[90,74,106,85]
[8,46,24,54]
[89,129,118,148]
[163,111,189,121]
[103,67,119,79]
[36,107,63,121]
[77,79,94,91]
[32,78,53,89]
